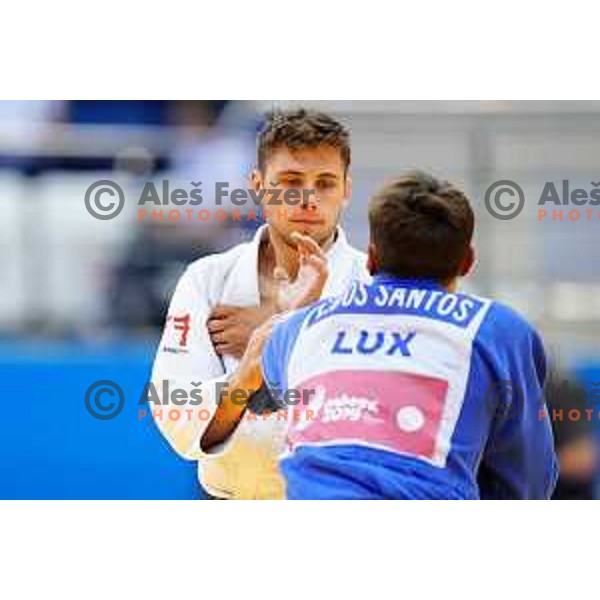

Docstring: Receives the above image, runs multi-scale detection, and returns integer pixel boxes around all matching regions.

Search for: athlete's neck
[445,278,458,293]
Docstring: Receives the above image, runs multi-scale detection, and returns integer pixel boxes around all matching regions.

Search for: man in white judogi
[151,109,369,499]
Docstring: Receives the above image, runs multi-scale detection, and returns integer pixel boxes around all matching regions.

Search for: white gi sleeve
[150,264,230,460]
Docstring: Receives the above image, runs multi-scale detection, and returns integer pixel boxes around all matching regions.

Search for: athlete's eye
[281,178,303,187]
[316,179,337,190]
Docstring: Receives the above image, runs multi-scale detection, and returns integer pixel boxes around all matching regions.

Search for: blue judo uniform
[261,274,558,499]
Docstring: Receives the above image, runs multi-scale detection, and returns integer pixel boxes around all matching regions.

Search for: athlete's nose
[301,190,320,210]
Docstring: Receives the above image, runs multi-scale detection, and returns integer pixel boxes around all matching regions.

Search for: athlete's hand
[207,233,327,359]
[201,313,283,450]
[235,313,284,390]
[275,232,328,312]
[207,304,274,359]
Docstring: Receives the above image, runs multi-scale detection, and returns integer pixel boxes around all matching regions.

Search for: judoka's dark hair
[368,171,474,283]
[257,108,350,173]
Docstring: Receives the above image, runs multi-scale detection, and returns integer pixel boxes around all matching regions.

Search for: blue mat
[0,340,203,499]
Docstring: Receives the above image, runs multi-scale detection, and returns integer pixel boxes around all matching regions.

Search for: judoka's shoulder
[187,241,247,275]
[340,242,367,267]
[344,241,371,281]
[478,297,538,339]
[473,296,544,363]
[272,297,330,337]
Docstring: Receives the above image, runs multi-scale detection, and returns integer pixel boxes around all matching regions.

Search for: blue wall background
[0,340,204,499]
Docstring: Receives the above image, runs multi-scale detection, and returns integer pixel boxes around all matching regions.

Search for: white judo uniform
[150,224,369,499]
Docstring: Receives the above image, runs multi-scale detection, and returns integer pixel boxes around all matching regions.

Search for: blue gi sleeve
[261,320,288,396]
[261,305,317,399]
[476,304,559,499]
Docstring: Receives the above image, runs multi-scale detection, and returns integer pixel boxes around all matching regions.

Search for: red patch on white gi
[167,313,191,348]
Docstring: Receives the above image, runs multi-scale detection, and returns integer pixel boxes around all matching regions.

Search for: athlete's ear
[459,245,475,277]
[250,168,263,192]
[367,242,378,276]
[342,174,352,209]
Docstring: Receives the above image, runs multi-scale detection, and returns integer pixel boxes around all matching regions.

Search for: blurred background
[1,100,598,499]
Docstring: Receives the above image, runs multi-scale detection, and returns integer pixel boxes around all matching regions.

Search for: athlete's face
[252,145,351,247]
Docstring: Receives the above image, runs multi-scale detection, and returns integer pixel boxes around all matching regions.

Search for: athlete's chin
[289,220,326,234]
[288,221,331,242]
